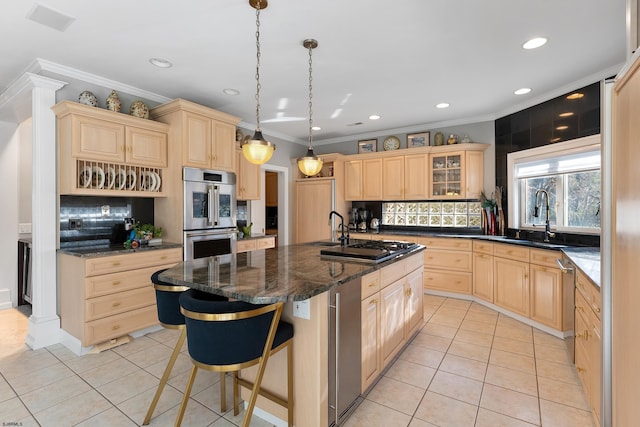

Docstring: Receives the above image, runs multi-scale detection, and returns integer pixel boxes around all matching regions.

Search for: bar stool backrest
[151,269,189,328]
[179,290,281,369]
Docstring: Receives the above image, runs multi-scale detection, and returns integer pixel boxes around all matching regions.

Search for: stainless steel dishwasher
[328,277,361,426]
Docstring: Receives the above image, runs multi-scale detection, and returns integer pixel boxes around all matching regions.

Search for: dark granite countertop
[159,242,425,304]
[561,247,601,287]
[57,242,183,258]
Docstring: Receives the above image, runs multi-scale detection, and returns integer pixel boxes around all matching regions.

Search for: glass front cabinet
[429,150,484,199]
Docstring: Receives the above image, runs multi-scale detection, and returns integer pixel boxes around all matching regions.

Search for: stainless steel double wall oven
[183,167,237,260]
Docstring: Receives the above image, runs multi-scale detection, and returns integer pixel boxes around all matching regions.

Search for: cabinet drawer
[83,305,158,346]
[361,271,380,300]
[494,243,530,262]
[256,237,275,249]
[419,237,472,251]
[405,252,424,273]
[85,286,155,321]
[84,248,182,277]
[380,259,406,288]
[472,240,494,255]
[85,264,175,298]
[423,249,472,272]
[423,269,472,294]
[237,239,257,253]
[576,270,601,318]
[530,248,561,268]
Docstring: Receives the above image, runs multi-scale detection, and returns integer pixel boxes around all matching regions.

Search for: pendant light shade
[297,38,323,177]
[242,0,275,165]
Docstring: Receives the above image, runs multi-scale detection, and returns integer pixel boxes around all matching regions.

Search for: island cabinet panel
[360,253,424,393]
[380,279,406,368]
[59,248,182,347]
[361,292,381,392]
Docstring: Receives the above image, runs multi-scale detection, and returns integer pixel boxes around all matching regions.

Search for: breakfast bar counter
[158,240,425,303]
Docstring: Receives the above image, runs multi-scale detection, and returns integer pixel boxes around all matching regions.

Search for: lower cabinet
[420,237,473,294]
[493,243,530,317]
[574,270,602,426]
[59,247,182,347]
[472,240,494,302]
[360,253,423,392]
[236,236,276,253]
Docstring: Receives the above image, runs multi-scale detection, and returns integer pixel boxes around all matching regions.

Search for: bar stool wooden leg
[143,328,186,425]
[220,372,226,413]
[175,365,198,427]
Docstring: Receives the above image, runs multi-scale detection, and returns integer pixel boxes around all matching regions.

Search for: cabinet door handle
[112,325,121,331]
[112,302,122,308]
[368,282,377,288]
[112,262,121,267]
[370,299,378,305]
[111,281,121,286]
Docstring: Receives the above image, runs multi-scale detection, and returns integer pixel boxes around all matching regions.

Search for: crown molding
[29,58,172,104]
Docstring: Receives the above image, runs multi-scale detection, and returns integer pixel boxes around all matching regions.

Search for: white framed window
[507,135,601,234]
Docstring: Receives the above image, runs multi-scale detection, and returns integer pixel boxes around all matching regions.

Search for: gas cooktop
[320,239,419,263]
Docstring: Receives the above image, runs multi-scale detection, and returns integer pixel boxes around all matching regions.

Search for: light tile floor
[0,296,596,426]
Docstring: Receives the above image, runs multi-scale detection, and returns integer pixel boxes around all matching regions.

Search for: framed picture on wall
[358,139,377,153]
[407,132,430,148]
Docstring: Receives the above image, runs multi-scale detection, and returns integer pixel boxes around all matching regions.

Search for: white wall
[0,120,21,308]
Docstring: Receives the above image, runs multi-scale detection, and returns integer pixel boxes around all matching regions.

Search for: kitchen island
[159,240,425,427]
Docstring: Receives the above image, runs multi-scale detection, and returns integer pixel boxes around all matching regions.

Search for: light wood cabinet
[344,160,363,201]
[382,156,404,200]
[404,154,430,200]
[419,237,473,294]
[236,236,276,253]
[574,271,601,426]
[236,150,261,200]
[429,150,484,199]
[295,179,335,244]
[473,241,494,303]
[150,99,240,172]
[493,243,531,317]
[360,254,423,393]
[53,101,169,196]
[59,247,182,347]
[363,158,383,200]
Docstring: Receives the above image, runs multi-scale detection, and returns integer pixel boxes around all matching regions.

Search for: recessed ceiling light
[567,93,584,100]
[369,115,381,120]
[312,126,321,131]
[436,103,450,109]
[556,125,569,130]
[223,88,240,96]
[522,37,548,50]
[149,58,172,68]
[558,112,574,117]
[514,88,531,95]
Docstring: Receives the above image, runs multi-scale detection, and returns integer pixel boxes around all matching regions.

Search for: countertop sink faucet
[329,211,349,247]
[534,189,556,242]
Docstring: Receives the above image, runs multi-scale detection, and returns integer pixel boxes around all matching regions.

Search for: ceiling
[0,0,627,145]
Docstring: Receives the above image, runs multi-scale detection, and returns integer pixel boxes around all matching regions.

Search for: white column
[24,74,66,349]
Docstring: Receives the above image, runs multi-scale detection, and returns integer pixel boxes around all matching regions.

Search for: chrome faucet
[329,211,349,247]
[533,189,556,242]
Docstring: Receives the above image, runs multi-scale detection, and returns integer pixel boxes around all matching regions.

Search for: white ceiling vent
[26,3,75,32]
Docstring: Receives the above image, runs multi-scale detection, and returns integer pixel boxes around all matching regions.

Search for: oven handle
[207,186,215,226]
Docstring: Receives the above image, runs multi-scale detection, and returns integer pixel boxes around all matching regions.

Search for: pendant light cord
[308,42,313,149]
[255,6,262,132]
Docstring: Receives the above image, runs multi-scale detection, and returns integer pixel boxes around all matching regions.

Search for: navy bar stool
[143,269,227,425]
[176,289,294,427]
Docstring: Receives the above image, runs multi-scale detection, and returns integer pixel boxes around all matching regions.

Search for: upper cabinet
[236,149,261,200]
[151,99,240,173]
[53,101,169,196]
[429,149,484,199]
[343,144,487,201]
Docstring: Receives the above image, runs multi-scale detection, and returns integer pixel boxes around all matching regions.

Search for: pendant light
[242,0,275,165]
[297,39,324,177]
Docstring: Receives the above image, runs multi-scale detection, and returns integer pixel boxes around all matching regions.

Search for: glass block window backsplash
[382,201,482,228]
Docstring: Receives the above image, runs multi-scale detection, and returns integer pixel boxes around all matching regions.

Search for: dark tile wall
[495,81,601,246]
[60,196,154,246]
